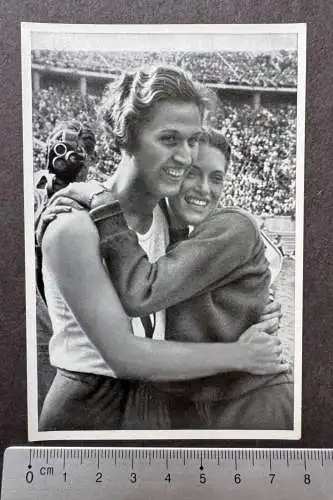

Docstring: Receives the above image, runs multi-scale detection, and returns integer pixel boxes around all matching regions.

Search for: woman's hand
[35,197,84,245]
[49,181,114,210]
[258,297,282,334]
[35,181,115,245]
[237,321,289,376]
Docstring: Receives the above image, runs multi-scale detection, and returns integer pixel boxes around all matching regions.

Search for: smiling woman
[127,100,202,203]
[168,127,231,226]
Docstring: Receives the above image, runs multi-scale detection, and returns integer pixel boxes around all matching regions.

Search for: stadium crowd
[179,50,297,87]
[32,83,296,217]
[32,49,297,88]
[214,101,296,216]
[32,50,297,217]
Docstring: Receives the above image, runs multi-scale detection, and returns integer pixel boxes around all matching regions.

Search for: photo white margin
[22,22,306,442]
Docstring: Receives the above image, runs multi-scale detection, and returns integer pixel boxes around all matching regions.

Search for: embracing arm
[38,185,268,317]
[92,206,268,316]
[43,211,274,381]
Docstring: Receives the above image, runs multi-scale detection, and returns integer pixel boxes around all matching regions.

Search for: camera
[46,123,93,184]
[48,141,87,183]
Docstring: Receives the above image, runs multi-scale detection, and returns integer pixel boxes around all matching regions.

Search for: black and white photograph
[23,23,305,441]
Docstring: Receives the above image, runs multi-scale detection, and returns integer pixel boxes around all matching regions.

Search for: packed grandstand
[32,50,297,218]
[32,49,297,88]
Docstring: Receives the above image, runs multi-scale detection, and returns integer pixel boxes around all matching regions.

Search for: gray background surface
[0,1,332,458]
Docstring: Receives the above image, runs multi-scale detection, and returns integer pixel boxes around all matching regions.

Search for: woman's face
[169,142,227,226]
[133,100,202,201]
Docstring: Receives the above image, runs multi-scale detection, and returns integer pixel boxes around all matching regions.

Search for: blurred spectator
[273,235,285,256]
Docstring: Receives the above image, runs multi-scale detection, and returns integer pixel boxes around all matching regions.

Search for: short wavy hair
[199,127,232,172]
[100,66,210,154]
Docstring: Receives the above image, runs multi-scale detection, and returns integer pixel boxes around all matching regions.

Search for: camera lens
[49,142,86,182]
[67,153,77,164]
[65,152,84,165]
[53,143,67,156]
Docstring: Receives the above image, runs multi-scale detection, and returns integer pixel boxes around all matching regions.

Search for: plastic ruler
[1,447,333,499]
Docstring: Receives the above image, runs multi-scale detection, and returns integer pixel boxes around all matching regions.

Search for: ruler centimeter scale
[2,447,333,499]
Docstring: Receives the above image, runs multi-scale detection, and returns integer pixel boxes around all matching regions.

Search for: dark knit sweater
[92,206,272,400]
[95,206,270,329]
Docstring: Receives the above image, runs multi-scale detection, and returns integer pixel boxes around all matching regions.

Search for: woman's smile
[164,166,187,180]
[169,142,227,226]
[184,195,210,209]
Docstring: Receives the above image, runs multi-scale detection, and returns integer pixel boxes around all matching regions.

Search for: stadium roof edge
[31,64,297,94]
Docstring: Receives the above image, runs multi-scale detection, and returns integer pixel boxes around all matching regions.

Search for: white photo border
[22,22,306,441]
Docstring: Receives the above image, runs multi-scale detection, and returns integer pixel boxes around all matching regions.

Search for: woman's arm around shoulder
[95,205,263,315]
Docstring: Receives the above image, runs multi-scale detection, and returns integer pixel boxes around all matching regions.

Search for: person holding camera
[34,119,96,221]
[34,120,96,408]
[35,119,96,295]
